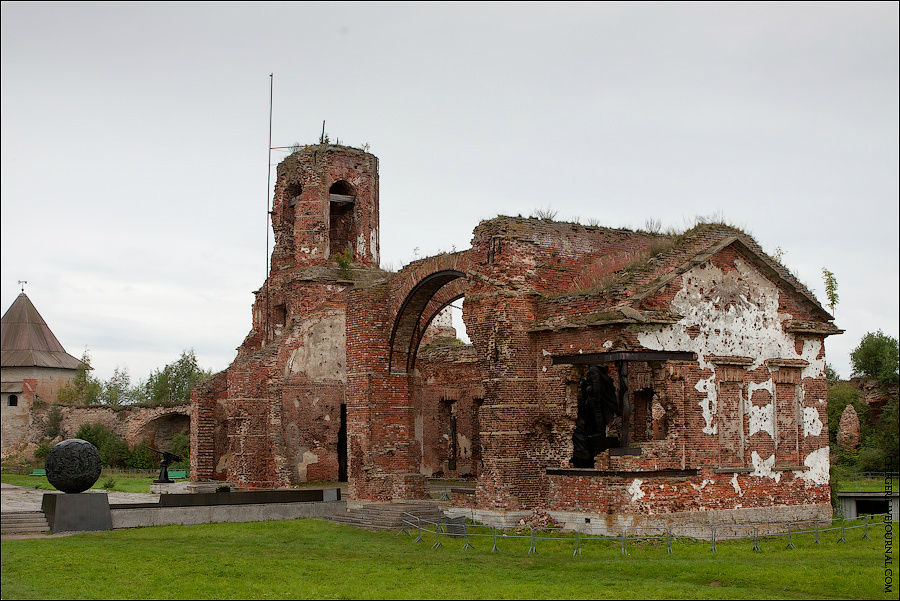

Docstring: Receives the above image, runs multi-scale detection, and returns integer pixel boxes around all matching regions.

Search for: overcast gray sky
[2,2,897,382]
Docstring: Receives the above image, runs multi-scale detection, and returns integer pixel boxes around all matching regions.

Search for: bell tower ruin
[192,144,386,487]
[271,145,379,270]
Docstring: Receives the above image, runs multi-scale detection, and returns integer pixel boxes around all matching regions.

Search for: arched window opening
[329,180,355,256]
[8,394,18,407]
[328,180,355,200]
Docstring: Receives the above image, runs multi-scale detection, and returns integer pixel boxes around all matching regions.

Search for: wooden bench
[29,468,46,476]
[167,470,187,479]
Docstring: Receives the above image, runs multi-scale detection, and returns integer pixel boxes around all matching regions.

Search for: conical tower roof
[1,293,84,370]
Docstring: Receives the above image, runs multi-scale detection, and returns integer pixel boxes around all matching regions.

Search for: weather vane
[18,280,27,293]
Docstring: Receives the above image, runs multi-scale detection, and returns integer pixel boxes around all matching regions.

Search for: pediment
[628,237,835,325]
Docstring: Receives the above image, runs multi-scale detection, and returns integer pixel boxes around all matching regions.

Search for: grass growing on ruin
[2,518,893,599]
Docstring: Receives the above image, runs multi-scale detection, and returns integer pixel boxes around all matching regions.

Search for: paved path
[1,482,159,513]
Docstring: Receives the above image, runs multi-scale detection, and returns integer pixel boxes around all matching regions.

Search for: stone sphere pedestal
[41,492,112,533]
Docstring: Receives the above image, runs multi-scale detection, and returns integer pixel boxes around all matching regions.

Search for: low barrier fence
[399,512,891,555]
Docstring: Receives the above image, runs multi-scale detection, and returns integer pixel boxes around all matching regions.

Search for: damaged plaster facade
[192,144,841,531]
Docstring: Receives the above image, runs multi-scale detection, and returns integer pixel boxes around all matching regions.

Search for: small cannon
[151,448,183,484]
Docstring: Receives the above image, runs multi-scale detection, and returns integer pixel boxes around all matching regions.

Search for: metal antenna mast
[264,73,274,345]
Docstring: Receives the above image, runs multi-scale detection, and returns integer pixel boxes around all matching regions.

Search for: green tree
[824,363,840,386]
[57,351,102,405]
[45,404,63,438]
[851,330,899,390]
[141,350,213,405]
[869,395,899,470]
[821,267,839,314]
[101,366,137,406]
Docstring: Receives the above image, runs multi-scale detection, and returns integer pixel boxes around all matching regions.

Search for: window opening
[856,499,889,516]
[272,304,287,327]
[328,180,355,256]
[439,398,457,475]
[8,394,18,407]
[571,365,619,467]
[449,415,458,472]
[285,182,303,207]
[328,180,355,200]
[338,404,348,482]
[556,351,693,467]
[471,398,483,474]
[630,387,654,444]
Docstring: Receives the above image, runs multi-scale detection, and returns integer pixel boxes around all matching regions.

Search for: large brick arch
[346,251,476,501]
[385,251,473,373]
[388,272,468,373]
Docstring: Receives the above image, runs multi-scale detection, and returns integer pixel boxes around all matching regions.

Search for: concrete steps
[323,502,445,531]
[2,511,50,534]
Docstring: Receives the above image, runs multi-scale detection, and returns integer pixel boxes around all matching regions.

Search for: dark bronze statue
[571,365,620,468]
[151,448,183,483]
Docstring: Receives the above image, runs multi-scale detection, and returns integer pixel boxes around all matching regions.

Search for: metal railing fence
[398,512,892,555]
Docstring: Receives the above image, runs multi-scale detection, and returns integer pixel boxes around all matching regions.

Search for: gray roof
[1,293,84,370]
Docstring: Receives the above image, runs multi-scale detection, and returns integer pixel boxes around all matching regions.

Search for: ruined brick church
[191,144,841,530]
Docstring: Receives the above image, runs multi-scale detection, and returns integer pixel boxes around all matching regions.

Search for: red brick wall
[196,148,837,525]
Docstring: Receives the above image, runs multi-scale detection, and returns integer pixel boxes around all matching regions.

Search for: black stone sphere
[45,439,102,493]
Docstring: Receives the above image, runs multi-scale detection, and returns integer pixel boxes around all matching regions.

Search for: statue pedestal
[41,492,112,533]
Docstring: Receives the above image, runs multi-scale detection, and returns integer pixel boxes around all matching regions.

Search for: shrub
[165,433,190,470]
[531,207,558,221]
[126,442,157,470]
[334,248,353,279]
[34,441,52,461]
[75,423,129,468]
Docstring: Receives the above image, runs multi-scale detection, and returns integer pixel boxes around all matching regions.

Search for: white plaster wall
[635,257,829,484]
[285,311,347,383]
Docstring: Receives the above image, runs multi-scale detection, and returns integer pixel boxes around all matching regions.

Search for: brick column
[346,283,425,501]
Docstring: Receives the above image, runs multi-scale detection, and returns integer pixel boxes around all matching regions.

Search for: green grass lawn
[1,518,894,599]
[835,477,898,493]
[1,472,159,493]
[1,473,344,494]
